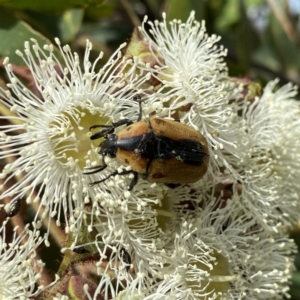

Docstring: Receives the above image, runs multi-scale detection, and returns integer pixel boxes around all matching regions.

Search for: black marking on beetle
[152,172,166,179]
[116,133,207,166]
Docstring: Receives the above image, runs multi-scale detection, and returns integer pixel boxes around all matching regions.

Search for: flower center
[154,195,175,232]
[49,106,109,170]
[187,252,232,299]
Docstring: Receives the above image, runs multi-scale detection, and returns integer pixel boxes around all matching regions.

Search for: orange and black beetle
[86,97,209,190]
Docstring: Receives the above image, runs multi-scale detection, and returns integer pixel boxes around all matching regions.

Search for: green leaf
[24,9,83,43]
[216,0,260,72]
[295,252,300,270]
[215,0,241,30]
[235,0,260,70]
[85,1,116,21]
[163,0,206,22]
[0,0,106,13]
[291,272,300,296]
[252,43,281,71]
[268,8,300,75]
[0,10,53,65]
[58,9,84,43]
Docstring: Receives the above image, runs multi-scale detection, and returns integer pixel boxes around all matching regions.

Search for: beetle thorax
[101,134,118,158]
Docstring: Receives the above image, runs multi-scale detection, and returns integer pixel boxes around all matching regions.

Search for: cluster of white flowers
[0,225,45,299]
[0,11,298,300]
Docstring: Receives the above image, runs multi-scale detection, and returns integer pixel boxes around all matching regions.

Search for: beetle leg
[84,155,107,174]
[89,169,137,188]
[142,158,153,181]
[89,170,119,187]
[128,172,138,191]
[133,95,143,121]
[84,165,107,174]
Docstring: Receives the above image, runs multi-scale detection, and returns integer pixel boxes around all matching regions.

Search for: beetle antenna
[90,127,115,140]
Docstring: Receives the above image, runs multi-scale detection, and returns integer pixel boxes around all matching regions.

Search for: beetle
[105,244,132,272]
[6,198,21,217]
[85,96,209,190]
[120,246,131,272]
[73,247,90,254]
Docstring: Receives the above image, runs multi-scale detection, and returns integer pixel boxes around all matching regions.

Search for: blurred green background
[0,0,299,298]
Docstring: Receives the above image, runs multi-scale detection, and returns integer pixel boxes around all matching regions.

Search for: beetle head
[100,134,117,158]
